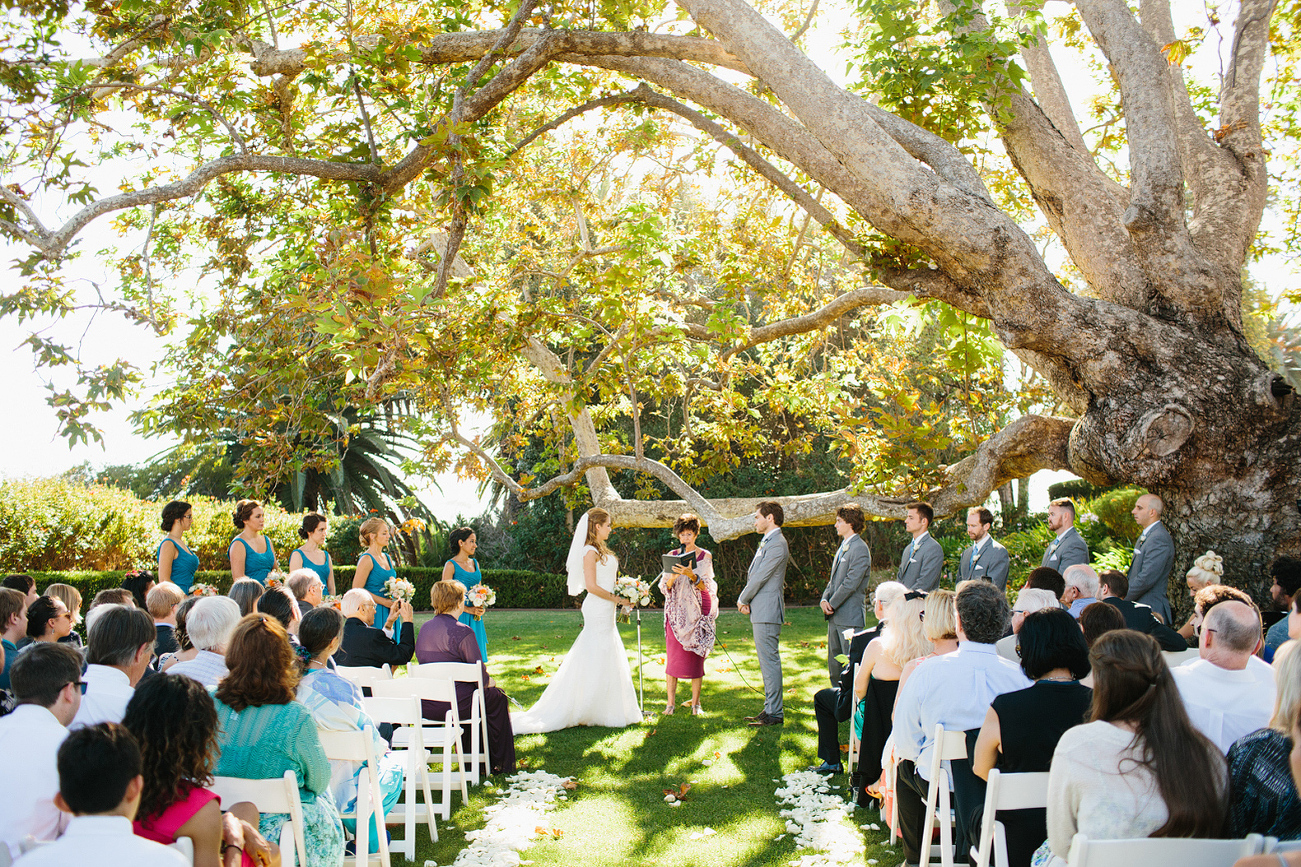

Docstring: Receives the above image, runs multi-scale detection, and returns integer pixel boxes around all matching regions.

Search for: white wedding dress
[510,546,643,733]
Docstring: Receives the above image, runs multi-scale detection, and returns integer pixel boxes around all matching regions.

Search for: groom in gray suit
[739,501,789,727]
[819,503,871,686]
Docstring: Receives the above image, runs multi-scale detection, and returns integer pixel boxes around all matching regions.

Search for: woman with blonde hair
[897,589,958,692]
[1225,640,1301,839]
[1178,551,1224,641]
[45,583,84,648]
[510,507,642,733]
[353,517,398,631]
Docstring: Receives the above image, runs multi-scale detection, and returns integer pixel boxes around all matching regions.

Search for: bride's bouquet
[614,575,653,622]
[465,584,496,620]
[384,576,415,604]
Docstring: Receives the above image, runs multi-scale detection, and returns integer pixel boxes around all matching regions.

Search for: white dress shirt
[70,665,133,730]
[0,705,70,860]
[1173,656,1276,753]
[14,815,187,867]
[167,650,228,688]
[893,642,1033,780]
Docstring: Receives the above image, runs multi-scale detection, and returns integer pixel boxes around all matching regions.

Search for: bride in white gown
[510,507,643,733]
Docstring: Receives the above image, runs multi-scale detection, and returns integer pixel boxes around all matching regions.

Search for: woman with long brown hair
[1035,630,1227,865]
[213,614,343,865]
[510,507,642,733]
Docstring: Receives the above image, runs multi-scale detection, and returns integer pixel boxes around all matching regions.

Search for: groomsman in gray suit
[739,501,789,727]
[1126,493,1175,624]
[896,502,944,592]
[959,507,1010,592]
[819,503,872,686]
[1041,498,1089,572]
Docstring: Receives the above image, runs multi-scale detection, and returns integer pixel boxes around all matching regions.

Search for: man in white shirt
[15,723,187,867]
[0,643,84,860]
[1173,599,1276,753]
[71,605,155,730]
[168,597,241,687]
[1062,564,1101,619]
[893,581,1032,866]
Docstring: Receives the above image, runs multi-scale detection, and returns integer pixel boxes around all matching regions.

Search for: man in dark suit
[896,501,944,592]
[959,507,1010,592]
[145,583,183,667]
[739,501,789,727]
[819,504,872,686]
[333,589,415,669]
[1099,570,1187,651]
[287,569,324,616]
[1041,497,1089,572]
[1126,493,1175,623]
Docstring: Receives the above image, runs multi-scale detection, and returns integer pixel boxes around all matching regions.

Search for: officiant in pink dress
[659,513,720,716]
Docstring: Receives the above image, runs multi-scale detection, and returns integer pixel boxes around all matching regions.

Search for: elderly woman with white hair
[996,588,1062,662]
[332,588,414,669]
[167,596,241,687]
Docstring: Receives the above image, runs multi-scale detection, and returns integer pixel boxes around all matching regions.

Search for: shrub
[1085,487,1144,543]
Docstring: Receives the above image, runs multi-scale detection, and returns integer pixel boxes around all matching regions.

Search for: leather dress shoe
[748,713,784,726]
[744,710,768,722]
[808,761,843,775]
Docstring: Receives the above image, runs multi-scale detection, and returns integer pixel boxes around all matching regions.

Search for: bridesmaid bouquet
[190,583,217,597]
[614,576,653,622]
[384,576,415,603]
[465,584,496,620]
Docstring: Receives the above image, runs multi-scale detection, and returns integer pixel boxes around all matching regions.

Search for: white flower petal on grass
[771,771,867,866]
[451,771,573,867]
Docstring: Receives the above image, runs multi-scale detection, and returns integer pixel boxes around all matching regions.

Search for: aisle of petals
[435,770,574,867]
[773,770,866,867]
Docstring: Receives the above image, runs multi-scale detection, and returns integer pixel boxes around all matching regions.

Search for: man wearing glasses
[0,642,85,859]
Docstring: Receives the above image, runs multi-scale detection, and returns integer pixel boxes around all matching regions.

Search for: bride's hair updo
[584,508,613,563]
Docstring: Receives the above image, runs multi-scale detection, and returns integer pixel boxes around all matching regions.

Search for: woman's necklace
[1040,669,1077,683]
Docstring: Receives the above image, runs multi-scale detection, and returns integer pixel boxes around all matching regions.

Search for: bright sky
[1,0,1295,521]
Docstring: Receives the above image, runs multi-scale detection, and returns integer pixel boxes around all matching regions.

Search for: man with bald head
[1126,493,1175,623]
[1172,599,1276,753]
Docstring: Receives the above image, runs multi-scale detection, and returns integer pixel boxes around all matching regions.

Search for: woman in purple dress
[658,513,719,716]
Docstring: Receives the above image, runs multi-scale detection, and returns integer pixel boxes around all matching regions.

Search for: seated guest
[227,578,264,617]
[256,585,303,639]
[169,597,241,688]
[146,583,185,660]
[854,591,932,745]
[287,570,324,616]
[1061,564,1100,618]
[1098,569,1187,651]
[0,587,27,692]
[812,581,905,787]
[0,643,83,859]
[72,605,156,729]
[333,589,414,669]
[1226,640,1301,840]
[124,674,279,867]
[16,723,188,867]
[1231,702,1301,867]
[1174,599,1276,753]
[996,588,1059,661]
[893,581,1032,867]
[1023,567,1065,603]
[213,614,344,863]
[974,608,1091,867]
[45,584,85,648]
[1078,601,1125,647]
[161,597,202,670]
[1178,551,1225,641]
[121,570,156,610]
[1266,557,1301,659]
[1041,630,1225,865]
[897,589,959,691]
[415,580,517,775]
[24,595,74,647]
[89,588,137,611]
[297,607,404,852]
[3,574,39,608]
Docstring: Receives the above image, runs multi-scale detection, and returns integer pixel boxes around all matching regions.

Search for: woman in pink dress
[659,513,719,716]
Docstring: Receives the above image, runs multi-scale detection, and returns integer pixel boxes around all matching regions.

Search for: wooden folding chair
[211,771,308,867]
[317,726,391,867]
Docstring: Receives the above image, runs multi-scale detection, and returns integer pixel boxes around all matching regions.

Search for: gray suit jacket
[1041,527,1089,572]
[959,538,1009,591]
[739,529,788,625]
[896,534,944,592]
[1126,521,1174,623]
[821,534,871,628]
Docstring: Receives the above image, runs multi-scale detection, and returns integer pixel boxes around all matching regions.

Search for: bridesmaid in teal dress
[289,513,336,594]
[157,500,199,594]
[229,499,277,585]
[441,526,488,660]
[353,517,400,631]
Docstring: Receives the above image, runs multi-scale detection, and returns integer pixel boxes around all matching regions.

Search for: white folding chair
[318,726,391,867]
[361,695,437,862]
[1265,838,1301,854]
[336,664,393,693]
[171,837,195,863]
[211,770,308,867]
[411,661,490,785]
[370,678,469,819]
[846,661,861,775]
[1065,833,1263,866]
[919,724,970,867]
[969,769,1049,867]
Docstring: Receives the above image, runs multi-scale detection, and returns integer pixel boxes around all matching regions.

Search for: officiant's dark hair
[673,514,701,536]
[450,526,475,555]
[757,501,784,526]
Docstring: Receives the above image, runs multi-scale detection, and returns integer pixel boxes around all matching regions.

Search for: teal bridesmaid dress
[231,536,276,585]
[157,538,199,594]
[360,552,398,631]
[450,558,489,661]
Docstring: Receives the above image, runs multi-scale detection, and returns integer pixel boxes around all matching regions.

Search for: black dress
[990,680,1092,867]
[857,675,900,782]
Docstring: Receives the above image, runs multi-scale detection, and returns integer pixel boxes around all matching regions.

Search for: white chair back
[336,664,393,691]
[1162,648,1201,668]
[1265,838,1301,854]
[210,770,308,867]
[361,694,439,858]
[1065,833,1264,867]
[969,769,1049,867]
[846,661,861,774]
[317,726,391,867]
[370,677,468,819]
[411,661,490,783]
[920,724,970,867]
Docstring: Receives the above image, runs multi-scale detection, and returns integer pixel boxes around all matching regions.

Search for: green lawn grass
[392,606,898,866]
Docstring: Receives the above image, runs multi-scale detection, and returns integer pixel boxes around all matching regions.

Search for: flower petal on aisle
[449,770,573,867]
[773,770,866,867]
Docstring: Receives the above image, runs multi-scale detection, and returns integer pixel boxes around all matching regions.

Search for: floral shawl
[659,548,720,657]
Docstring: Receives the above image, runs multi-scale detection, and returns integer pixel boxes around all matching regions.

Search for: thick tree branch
[720,286,909,361]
